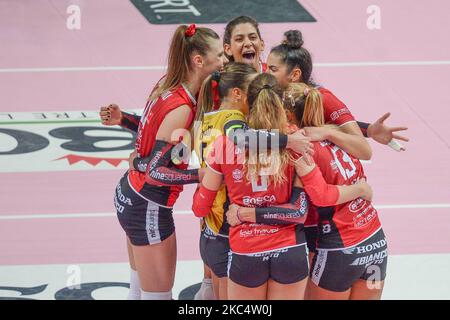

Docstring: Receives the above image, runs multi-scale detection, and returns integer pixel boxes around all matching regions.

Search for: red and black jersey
[319,87,356,127]
[303,87,356,230]
[207,136,305,254]
[311,140,381,249]
[127,84,197,207]
[304,206,319,228]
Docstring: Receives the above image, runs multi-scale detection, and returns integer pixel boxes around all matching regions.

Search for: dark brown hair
[223,16,263,61]
[270,30,314,85]
[195,62,257,123]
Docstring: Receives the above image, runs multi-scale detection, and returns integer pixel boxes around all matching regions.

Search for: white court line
[0,66,166,73]
[314,60,450,67]
[376,204,450,209]
[1,60,449,73]
[1,205,449,220]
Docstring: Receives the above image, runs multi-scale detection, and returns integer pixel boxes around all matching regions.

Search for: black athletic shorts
[228,244,309,288]
[199,225,230,278]
[310,228,388,292]
[115,174,175,246]
[305,225,318,254]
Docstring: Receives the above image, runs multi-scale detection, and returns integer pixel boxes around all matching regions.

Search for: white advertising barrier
[0,110,143,173]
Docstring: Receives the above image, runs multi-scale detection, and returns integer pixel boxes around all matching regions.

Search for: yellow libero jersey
[195,109,246,236]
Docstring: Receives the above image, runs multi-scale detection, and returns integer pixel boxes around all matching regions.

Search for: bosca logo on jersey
[130,0,316,24]
[243,194,276,206]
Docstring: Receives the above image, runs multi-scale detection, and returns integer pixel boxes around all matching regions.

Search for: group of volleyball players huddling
[99,16,408,300]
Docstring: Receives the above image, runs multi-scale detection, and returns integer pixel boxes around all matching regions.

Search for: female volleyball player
[265,29,407,268]
[109,24,228,300]
[193,62,259,299]
[286,82,388,300]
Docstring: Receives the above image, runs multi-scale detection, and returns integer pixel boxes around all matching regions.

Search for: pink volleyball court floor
[0,0,449,299]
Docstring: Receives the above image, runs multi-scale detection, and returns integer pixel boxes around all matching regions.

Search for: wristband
[388,139,405,152]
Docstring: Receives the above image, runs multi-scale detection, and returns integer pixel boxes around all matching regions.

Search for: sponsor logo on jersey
[260,249,287,261]
[350,249,388,267]
[115,184,133,206]
[114,183,133,214]
[149,151,162,171]
[148,170,192,182]
[239,225,280,238]
[232,169,243,182]
[137,161,148,173]
[311,250,327,283]
[147,219,157,240]
[243,194,276,206]
[356,239,387,254]
[330,107,350,122]
[349,198,368,213]
[342,238,387,255]
[353,209,378,228]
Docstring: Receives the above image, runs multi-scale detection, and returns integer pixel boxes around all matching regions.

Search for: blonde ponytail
[246,73,294,186]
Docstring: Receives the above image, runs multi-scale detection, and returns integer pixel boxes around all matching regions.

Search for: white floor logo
[0,111,140,173]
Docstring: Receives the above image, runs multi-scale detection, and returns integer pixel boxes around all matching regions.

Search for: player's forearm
[327,127,372,160]
[238,188,308,225]
[335,184,366,205]
[144,140,199,186]
[120,112,141,132]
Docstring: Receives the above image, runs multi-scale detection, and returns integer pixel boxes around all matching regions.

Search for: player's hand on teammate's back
[303,126,329,142]
[100,104,123,125]
[356,178,373,202]
[367,112,409,148]
[287,129,314,157]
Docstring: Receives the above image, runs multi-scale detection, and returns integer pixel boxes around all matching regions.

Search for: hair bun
[283,30,304,49]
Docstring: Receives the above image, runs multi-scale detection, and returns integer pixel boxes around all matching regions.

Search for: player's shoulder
[222,110,245,124]
[160,85,195,108]
[317,86,343,105]
[205,109,246,133]
[205,109,244,119]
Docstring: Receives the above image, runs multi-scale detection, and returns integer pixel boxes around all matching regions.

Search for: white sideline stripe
[314,60,450,67]
[376,204,450,209]
[0,66,166,73]
[1,60,449,73]
[0,210,192,220]
[1,205,449,220]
